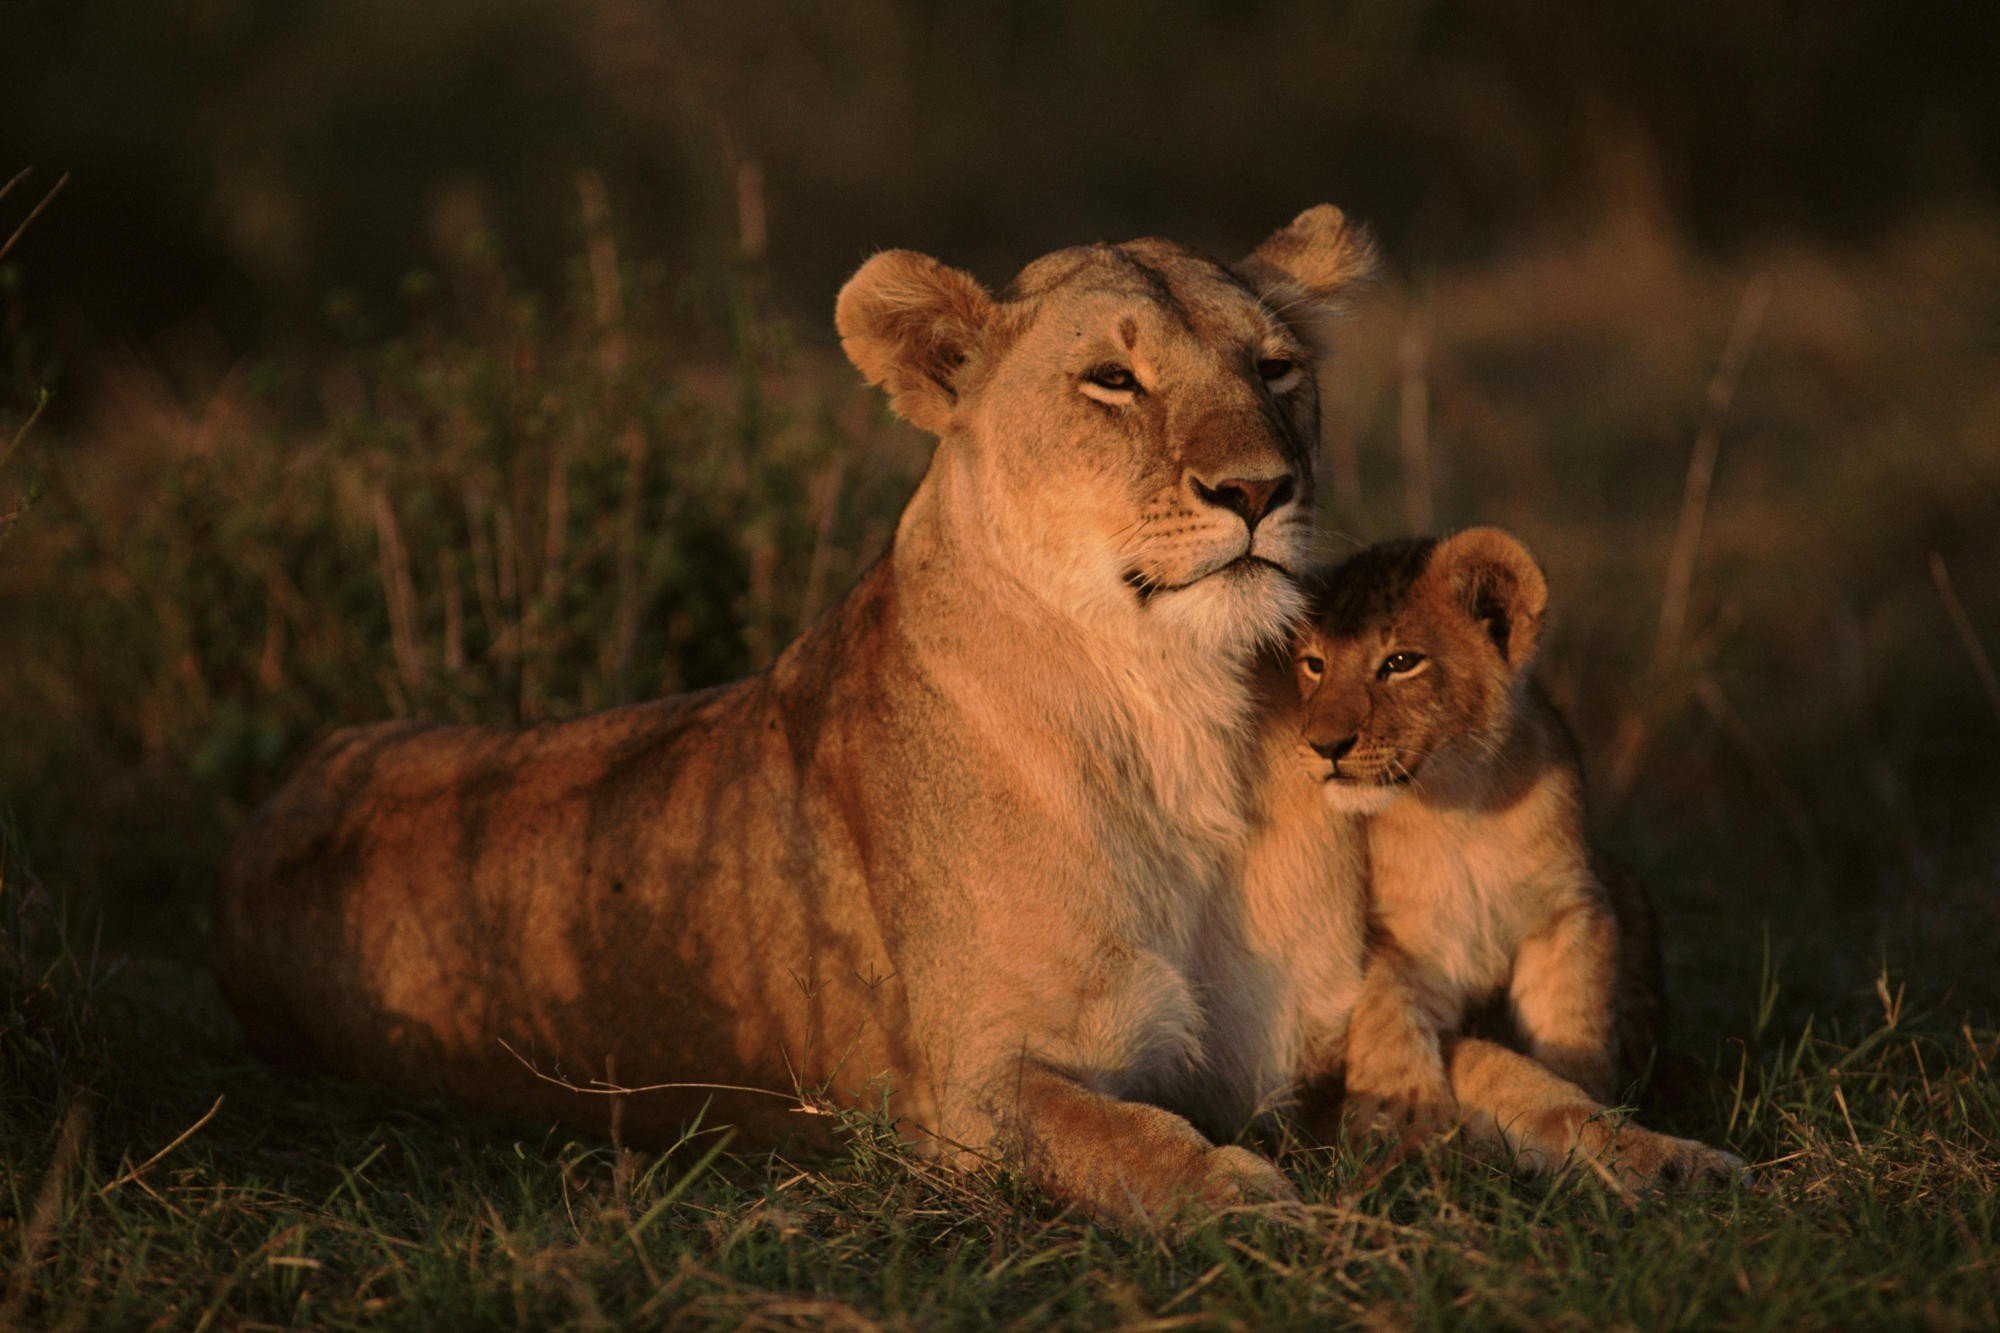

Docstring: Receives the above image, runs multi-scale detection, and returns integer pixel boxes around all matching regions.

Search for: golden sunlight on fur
[217,207,1366,1225]
[216,211,1736,1227]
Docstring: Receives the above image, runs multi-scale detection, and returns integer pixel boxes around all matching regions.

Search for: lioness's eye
[1084,364,1138,393]
[1258,357,1295,383]
[1379,651,1425,679]
[1298,655,1325,677]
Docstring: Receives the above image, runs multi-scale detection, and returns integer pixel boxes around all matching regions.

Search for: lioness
[217,210,1733,1222]
[1291,530,1664,1127]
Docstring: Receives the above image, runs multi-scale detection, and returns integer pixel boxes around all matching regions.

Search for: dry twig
[98,1095,225,1198]
[0,170,68,266]
[496,1037,823,1110]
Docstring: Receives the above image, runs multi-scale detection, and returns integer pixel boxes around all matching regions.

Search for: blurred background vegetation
[3,0,1998,1037]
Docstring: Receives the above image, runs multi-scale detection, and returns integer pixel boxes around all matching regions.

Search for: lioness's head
[1291,528,1548,812]
[836,206,1374,655]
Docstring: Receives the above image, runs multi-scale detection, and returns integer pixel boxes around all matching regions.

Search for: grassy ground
[4,205,2000,1326]
[6,882,1997,1329]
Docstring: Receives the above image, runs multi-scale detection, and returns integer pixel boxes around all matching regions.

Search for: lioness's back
[212,661,920,1146]
[214,683,746,1053]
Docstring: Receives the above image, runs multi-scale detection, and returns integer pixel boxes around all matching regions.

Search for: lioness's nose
[1311,733,1358,762]
[1192,472,1296,531]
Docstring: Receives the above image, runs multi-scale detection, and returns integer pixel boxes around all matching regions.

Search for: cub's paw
[1197,1144,1300,1209]
[1591,1124,1748,1191]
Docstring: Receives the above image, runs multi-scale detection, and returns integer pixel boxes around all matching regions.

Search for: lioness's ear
[1238,204,1378,340]
[1432,527,1548,670]
[836,250,995,434]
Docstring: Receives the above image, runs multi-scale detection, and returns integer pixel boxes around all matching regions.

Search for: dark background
[6,0,1997,381]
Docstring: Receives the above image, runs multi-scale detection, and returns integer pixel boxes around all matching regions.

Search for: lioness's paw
[1343,1088,1456,1141]
[1197,1145,1300,1208]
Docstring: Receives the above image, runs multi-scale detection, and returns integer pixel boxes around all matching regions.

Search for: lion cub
[1292,528,1661,1126]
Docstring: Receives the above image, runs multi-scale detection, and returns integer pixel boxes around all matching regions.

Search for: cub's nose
[1311,733,1358,763]
[1192,472,1296,532]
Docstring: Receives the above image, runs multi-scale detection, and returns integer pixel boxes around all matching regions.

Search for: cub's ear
[835,250,995,434]
[1238,204,1379,343]
[1432,527,1548,670]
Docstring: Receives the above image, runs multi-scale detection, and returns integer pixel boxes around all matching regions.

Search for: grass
[5,868,1997,1329]
[4,198,2000,1326]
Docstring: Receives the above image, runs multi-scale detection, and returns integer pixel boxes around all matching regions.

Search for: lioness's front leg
[1445,1036,1743,1188]
[1000,1060,1297,1224]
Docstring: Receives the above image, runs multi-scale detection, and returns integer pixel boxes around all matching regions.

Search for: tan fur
[216,212,1736,1214]
[215,207,1374,1225]
[1293,529,1662,1118]
[1234,640,1738,1190]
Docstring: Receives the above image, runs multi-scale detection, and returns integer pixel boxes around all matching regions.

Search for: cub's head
[836,206,1375,655]
[1291,528,1548,812]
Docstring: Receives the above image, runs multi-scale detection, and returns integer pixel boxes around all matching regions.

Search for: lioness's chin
[1319,779,1406,815]
[1150,562,1303,652]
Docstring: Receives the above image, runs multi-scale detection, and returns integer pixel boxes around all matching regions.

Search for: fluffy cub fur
[1291,528,1663,1126]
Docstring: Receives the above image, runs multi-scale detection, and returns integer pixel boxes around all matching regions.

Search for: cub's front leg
[1446,1036,1744,1188]
[1342,948,1455,1137]
[1510,896,1620,1104]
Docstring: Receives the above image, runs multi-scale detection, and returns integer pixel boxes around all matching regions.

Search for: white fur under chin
[1318,779,1405,815]
[1147,564,1305,660]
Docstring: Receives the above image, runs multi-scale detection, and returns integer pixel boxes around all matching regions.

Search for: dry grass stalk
[496,1038,810,1108]
[370,485,425,700]
[494,497,527,713]
[1648,274,1773,682]
[607,424,650,703]
[1607,274,1772,797]
[576,169,627,378]
[1,391,46,477]
[440,549,467,673]
[1692,675,1812,845]
[495,489,521,616]
[542,450,570,602]
[464,490,502,646]
[0,1099,91,1331]
[1831,606,1936,892]
[574,174,652,702]
[256,576,287,692]
[745,528,779,669]
[798,453,847,633]
[99,1095,224,1198]
[605,1054,638,1212]
[736,159,767,264]
[1397,316,1433,533]
[1929,553,2000,727]
[0,170,68,266]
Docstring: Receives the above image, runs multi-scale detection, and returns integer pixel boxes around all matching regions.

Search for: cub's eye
[1297,654,1325,678]
[1379,651,1426,679]
[1084,364,1139,393]
[1257,357,1296,383]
